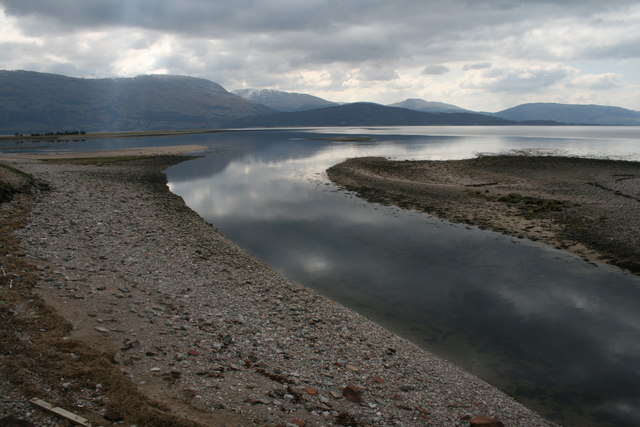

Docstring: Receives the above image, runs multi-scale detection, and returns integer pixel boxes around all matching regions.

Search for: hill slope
[232,88,338,112]
[495,103,640,125]
[389,98,469,113]
[0,70,273,133]
[223,102,514,128]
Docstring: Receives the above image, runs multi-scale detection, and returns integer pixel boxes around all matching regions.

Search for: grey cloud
[357,65,398,82]
[0,0,636,85]
[464,62,492,70]
[422,65,450,75]
[587,38,640,60]
[463,66,574,93]
[569,73,623,90]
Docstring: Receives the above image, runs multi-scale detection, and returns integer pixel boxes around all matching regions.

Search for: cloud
[357,65,399,82]
[569,73,623,90]
[463,62,491,71]
[462,64,576,93]
[422,65,450,75]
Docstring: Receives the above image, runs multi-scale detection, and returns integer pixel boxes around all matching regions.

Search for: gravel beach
[1,148,552,426]
[328,155,640,275]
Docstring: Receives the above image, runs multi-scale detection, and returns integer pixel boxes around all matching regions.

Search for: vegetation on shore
[0,162,34,203]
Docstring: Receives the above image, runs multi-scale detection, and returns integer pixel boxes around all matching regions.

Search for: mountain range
[1,70,639,133]
[493,103,640,126]
[223,102,514,128]
[0,70,273,133]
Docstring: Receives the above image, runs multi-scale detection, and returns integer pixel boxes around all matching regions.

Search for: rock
[470,415,505,426]
[94,326,109,333]
[372,375,384,384]
[122,339,141,350]
[330,390,342,399]
[104,408,124,422]
[335,412,358,426]
[187,349,199,356]
[305,386,318,395]
[342,384,363,403]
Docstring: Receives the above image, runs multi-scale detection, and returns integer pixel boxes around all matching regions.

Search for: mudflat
[328,155,640,274]
[0,148,552,426]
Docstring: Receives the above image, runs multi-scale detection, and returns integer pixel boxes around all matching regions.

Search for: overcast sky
[1,0,639,111]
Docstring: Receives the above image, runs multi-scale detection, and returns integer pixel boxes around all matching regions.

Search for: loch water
[5,126,640,426]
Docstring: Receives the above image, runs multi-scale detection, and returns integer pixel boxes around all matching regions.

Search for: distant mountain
[0,70,274,133]
[494,103,640,125]
[389,98,469,113]
[232,88,338,112]
[223,102,515,128]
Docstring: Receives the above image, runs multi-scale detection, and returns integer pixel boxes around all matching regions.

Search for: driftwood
[29,398,91,426]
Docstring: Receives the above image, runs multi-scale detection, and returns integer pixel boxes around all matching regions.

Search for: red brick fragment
[470,415,504,427]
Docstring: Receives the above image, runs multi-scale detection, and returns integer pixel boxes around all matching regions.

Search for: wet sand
[327,155,640,274]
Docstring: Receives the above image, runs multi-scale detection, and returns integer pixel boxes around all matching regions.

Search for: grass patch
[0,162,34,181]
[0,162,35,203]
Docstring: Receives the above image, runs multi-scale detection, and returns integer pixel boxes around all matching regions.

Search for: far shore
[328,155,640,275]
[0,128,225,143]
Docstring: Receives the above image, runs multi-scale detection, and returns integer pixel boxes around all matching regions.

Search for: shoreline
[0,148,553,426]
[327,155,640,275]
[0,129,225,143]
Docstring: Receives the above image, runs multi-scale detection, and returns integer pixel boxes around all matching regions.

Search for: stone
[104,408,124,422]
[469,415,505,427]
[372,375,384,384]
[305,386,318,395]
[342,384,363,403]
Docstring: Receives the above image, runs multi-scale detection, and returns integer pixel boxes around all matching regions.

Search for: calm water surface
[165,127,640,427]
[5,127,640,426]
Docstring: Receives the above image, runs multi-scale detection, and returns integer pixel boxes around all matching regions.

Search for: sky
[1,0,639,112]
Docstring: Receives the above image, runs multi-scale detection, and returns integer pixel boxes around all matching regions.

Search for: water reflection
[165,129,640,426]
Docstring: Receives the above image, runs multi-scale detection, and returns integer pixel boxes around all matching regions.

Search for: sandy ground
[327,155,640,275]
[0,147,553,426]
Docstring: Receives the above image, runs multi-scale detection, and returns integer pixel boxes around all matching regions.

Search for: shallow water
[4,126,640,426]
